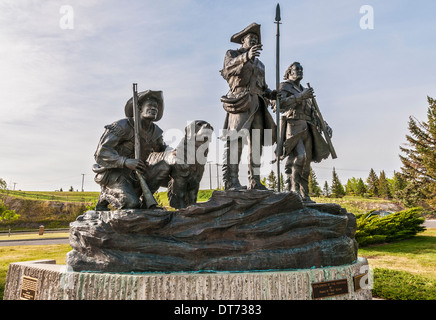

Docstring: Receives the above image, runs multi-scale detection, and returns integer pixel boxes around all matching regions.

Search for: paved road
[0,237,70,246]
[423,220,436,228]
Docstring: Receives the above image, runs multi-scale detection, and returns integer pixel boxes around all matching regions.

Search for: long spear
[275,3,282,192]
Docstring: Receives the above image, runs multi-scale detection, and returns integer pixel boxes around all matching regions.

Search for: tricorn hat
[230,23,261,44]
[124,90,164,122]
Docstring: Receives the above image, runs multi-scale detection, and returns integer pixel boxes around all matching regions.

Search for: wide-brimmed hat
[124,90,164,121]
[231,23,261,44]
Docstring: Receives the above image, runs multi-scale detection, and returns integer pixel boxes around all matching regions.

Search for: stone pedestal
[4,258,372,300]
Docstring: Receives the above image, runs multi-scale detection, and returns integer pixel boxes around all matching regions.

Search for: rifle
[132,83,158,209]
[307,83,338,159]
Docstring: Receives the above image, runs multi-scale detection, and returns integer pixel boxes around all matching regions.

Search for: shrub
[373,268,436,300]
[356,207,426,246]
[0,199,20,223]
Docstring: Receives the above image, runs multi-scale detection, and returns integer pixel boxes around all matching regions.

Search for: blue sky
[1,0,435,191]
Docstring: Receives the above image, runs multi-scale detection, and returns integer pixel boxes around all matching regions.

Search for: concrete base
[3,258,372,300]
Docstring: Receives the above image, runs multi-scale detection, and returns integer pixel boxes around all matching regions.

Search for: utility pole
[81,174,85,192]
[208,162,213,190]
[216,163,220,189]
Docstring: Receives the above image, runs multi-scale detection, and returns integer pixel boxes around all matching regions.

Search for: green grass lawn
[359,229,436,280]
[359,228,436,299]
[0,244,71,300]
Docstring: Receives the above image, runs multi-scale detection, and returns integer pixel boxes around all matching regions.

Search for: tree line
[307,167,406,200]
[266,96,435,209]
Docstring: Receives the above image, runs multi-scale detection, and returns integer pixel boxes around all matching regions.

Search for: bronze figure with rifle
[92,86,166,210]
[277,62,335,201]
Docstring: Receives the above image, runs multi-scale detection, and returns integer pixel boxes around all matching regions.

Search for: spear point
[275,3,281,22]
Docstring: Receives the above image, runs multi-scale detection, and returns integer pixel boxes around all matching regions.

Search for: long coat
[221,48,277,145]
[278,80,330,163]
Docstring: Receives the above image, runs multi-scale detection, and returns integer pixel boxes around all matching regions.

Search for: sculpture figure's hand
[325,122,333,138]
[269,89,278,100]
[301,87,314,100]
[125,159,147,173]
[248,44,263,60]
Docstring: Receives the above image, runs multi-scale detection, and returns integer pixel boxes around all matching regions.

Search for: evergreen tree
[356,178,367,197]
[308,167,322,197]
[399,96,436,207]
[378,170,391,199]
[323,181,331,197]
[366,168,379,197]
[390,171,406,200]
[267,170,277,191]
[345,178,357,196]
[331,167,345,198]
[279,173,286,192]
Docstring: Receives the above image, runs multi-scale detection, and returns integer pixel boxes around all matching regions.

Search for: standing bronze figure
[220,23,277,190]
[278,62,333,201]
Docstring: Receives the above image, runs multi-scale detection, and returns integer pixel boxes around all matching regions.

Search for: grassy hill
[3,190,99,203]
[311,196,406,215]
[0,191,95,230]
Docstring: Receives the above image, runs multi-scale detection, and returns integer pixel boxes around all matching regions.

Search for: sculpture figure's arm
[95,128,128,169]
[220,50,249,80]
[96,128,148,172]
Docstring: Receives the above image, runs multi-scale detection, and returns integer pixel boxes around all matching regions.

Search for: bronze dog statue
[146,120,214,209]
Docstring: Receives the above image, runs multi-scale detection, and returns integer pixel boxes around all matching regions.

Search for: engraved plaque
[311,279,348,299]
[353,272,368,291]
[20,276,38,300]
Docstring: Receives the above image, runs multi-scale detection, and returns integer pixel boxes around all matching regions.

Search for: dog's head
[185,120,214,146]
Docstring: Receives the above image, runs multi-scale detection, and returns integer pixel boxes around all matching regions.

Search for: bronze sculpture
[220,23,277,191]
[277,62,333,201]
[93,90,169,210]
[93,88,213,210]
[166,120,213,209]
[66,8,359,276]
